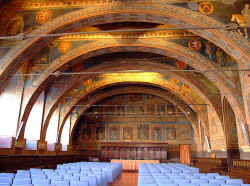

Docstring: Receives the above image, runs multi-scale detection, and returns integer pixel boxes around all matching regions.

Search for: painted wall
[72,93,193,151]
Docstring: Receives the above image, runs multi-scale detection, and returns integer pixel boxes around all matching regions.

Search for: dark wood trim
[0,154,87,173]
[101,142,168,148]
[193,158,250,184]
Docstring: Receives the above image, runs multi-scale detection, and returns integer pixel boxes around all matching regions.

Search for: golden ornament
[198,2,214,15]
[58,40,72,54]
[36,10,52,24]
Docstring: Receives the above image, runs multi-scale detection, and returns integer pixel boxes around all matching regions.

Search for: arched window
[0,76,22,137]
[46,106,59,143]
[24,91,44,140]
[61,117,70,151]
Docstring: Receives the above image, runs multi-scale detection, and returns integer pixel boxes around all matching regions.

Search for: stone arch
[64,84,200,147]
[40,63,224,145]
[222,96,240,167]
[46,78,203,144]
[40,60,220,142]
[16,42,246,142]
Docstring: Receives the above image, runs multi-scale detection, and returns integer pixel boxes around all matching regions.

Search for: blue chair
[157,184,178,186]
[209,179,226,184]
[191,179,209,184]
[200,184,220,186]
[180,184,199,186]
[226,179,244,184]
[70,180,89,186]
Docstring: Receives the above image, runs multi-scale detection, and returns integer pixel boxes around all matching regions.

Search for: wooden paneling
[230,160,250,184]
[0,154,87,173]
[192,157,228,175]
[100,142,167,161]
[193,158,250,184]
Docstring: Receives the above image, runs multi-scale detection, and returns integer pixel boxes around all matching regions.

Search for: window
[47,143,55,151]
[61,117,70,146]
[26,140,37,150]
[62,145,67,151]
[0,76,22,137]
[24,92,44,140]
[0,137,13,148]
[46,107,59,143]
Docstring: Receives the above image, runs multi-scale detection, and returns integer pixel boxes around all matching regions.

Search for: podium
[111,159,160,171]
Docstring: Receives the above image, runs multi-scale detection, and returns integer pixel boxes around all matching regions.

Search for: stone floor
[112,172,138,186]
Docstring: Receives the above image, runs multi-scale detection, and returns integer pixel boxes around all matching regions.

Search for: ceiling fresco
[52,73,206,137]
[1,0,250,39]
[57,72,205,126]
[17,36,235,94]
[16,36,239,132]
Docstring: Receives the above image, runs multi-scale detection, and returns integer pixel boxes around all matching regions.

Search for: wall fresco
[152,126,163,141]
[96,126,105,140]
[176,124,192,140]
[1,0,249,40]
[56,71,204,137]
[137,124,150,140]
[72,93,194,147]
[109,126,120,141]
[122,127,133,141]
[166,127,177,140]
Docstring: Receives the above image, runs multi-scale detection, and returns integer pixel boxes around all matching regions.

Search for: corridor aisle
[112,172,138,186]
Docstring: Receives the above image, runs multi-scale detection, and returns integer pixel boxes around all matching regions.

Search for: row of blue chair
[138,163,249,186]
[0,161,122,186]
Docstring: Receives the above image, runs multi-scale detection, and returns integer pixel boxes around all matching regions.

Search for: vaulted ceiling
[0,0,249,153]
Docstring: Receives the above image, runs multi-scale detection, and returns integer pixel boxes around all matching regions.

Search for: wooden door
[180,144,190,164]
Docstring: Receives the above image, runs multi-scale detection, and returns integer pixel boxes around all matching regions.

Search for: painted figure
[7,15,24,35]
[216,48,225,66]
[231,4,250,38]
[152,127,162,141]
[241,4,250,38]
[188,38,202,51]
[166,128,176,140]
[137,124,149,140]
[198,1,214,15]
[110,127,120,140]
[123,127,133,140]
[36,10,52,24]
[96,127,105,140]
[177,125,191,140]
[204,41,214,61]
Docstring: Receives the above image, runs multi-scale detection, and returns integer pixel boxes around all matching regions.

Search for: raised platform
[111,159,159,171]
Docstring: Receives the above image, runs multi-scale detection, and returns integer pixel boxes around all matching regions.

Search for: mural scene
[73,93,193,150]
[0,0,243,79]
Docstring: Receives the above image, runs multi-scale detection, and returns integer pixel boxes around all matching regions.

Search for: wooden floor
[112,172,138,186]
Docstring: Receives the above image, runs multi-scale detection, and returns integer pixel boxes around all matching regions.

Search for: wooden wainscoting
[192,157,228,175]
[229,159,250,184]
[193,158,250,184]
[0,154,88,172]
[100,142,168,161]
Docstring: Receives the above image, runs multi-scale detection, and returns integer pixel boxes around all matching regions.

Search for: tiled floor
[112,172,138,186]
